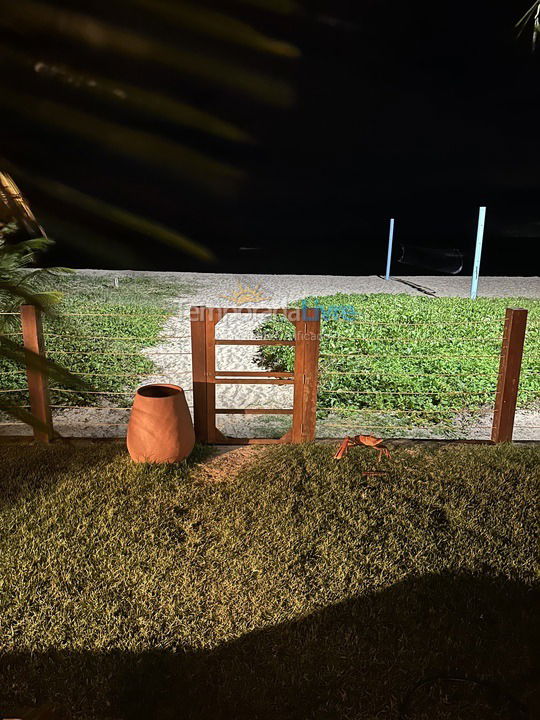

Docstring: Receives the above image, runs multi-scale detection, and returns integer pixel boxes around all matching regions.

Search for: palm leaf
[0,336,90,391]
[0,0,299,265]
[1,0,295,105]
[0,46,255,144]
[516,2,540,49]
[121,0,300,57]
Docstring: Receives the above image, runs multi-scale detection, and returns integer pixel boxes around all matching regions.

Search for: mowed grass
[255,294,540,425]
[0,441,538,719]
[0,274,194,409]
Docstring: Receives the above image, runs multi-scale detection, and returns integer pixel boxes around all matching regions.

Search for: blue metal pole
[385,218,395,280]
[471,206,486,300]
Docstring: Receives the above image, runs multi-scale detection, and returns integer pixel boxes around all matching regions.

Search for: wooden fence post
[190,306,208,443]
[491,307,528,443]
[300,307,320,442]
[292,307,321,442]
[204,307,218,443]
[20,304,53,443]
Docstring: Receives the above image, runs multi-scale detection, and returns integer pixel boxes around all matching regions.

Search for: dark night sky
[1,0,539,274]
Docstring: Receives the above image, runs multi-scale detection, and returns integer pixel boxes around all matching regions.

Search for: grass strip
[0,441,538,718]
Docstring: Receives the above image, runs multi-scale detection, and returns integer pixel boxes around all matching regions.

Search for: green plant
[1,172,72,310]
[0,274,194,411]
[0,202,87,428]
[254,294,540,426]
[0,234,68,313]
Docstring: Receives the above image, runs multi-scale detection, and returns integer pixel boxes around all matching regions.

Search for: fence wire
[310,311,539,440]
[1,304,539,441]
[0,307,194,436]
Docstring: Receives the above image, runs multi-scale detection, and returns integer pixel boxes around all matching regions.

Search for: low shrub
[255,294,540,424]
[0,274,194,408]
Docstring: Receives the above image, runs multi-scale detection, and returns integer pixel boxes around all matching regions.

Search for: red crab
[334,434,391,462]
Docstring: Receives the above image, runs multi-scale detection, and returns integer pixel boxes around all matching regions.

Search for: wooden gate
[190,306,320,444]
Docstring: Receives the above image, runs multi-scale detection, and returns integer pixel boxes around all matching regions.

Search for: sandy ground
[4,272,539,440]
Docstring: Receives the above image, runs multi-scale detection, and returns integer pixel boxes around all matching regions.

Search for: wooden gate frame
[190,306,320,444]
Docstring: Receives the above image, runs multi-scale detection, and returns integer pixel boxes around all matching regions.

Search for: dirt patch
[195,445,266,483]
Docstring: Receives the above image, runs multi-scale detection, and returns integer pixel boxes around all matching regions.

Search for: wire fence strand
[2,303,539,440]
[320,352,504,359]
[317,423,496,430]
[346,320,506,326]
[321,335,503,342]
[43,334,190,341]
[320,389,492,395]
[316,408,489,414]
[47,350,192,356]
[48,406,132,410]
[322,370,499,378]
[48,387,193,394]
[318,423,539,430]
[47,312,172,317]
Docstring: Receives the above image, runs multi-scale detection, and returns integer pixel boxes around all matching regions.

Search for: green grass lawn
[0,274,195,411]
[256,294,540,428]
[0,441,538,719]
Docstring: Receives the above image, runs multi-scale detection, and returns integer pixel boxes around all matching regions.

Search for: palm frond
[0,46,256,144]
[1,0,299,267]
[516,2,540,50]
[516,3,538,31]
[0,336,90,390]
[0,176,93,433]
[1,161,217,263]
[1,0,295,106]
[0,90,245,196]
[236,0,300,13]
[123,0,300,57]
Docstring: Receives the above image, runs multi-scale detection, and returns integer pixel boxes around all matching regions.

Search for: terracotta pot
[127,384,195,463]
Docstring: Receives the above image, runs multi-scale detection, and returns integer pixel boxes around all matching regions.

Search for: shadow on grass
[0,442,210,511]
[1,573,538,720]
[0,442,122,511]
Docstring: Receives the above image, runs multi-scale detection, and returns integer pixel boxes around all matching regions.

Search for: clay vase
[127,384,195,463]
